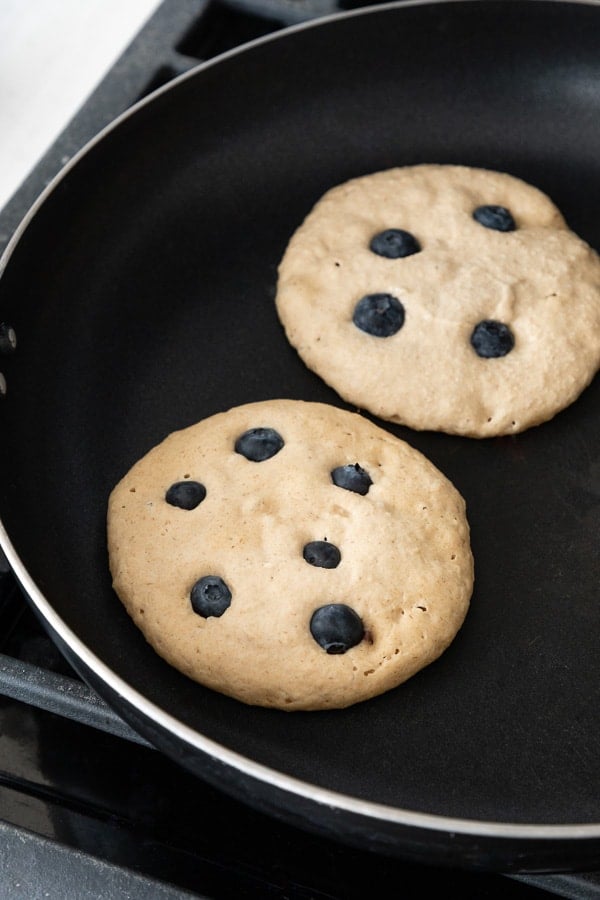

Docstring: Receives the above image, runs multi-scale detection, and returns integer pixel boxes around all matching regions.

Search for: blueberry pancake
[275,165,600,437]
[107,400,473,710]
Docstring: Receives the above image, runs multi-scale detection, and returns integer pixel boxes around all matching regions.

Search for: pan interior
[1,0,600,827]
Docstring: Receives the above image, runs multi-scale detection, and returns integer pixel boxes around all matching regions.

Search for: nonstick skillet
[1,0,600,873]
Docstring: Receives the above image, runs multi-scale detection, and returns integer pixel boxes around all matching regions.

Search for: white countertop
[0,0,162,212]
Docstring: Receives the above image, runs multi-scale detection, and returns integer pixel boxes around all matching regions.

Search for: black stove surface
[1,1,599,897]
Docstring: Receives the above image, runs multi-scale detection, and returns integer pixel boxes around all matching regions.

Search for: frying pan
[1,0,599,874]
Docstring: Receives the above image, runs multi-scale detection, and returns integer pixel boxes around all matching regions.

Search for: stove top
[0,2,599,896]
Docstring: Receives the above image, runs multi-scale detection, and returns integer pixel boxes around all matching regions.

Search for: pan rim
[1,0,600,843]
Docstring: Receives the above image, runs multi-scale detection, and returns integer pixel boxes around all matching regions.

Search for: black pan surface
[1,0,599,872]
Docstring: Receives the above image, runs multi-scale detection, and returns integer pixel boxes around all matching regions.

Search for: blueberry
[331,463,372,495]
[470,320,515,358]
[473,205,516,232]
[303,541,341,569]
[353,293,405,337]
[235,427,284,461]
[310,604,364,654]
[165,480,206,510]
[190,576,232,618]
[370,228,421,259]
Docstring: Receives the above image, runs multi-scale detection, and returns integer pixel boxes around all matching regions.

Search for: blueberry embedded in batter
[310,603,365,654]
[234,427,284,461]
[165,480,206,510]
[190,575,232,618]
[331,463,372,495]
[473,204,516,232]
[369,228,421,259]
[352,293,405,337]
[303,540,341,569]
[470,320,515,358]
